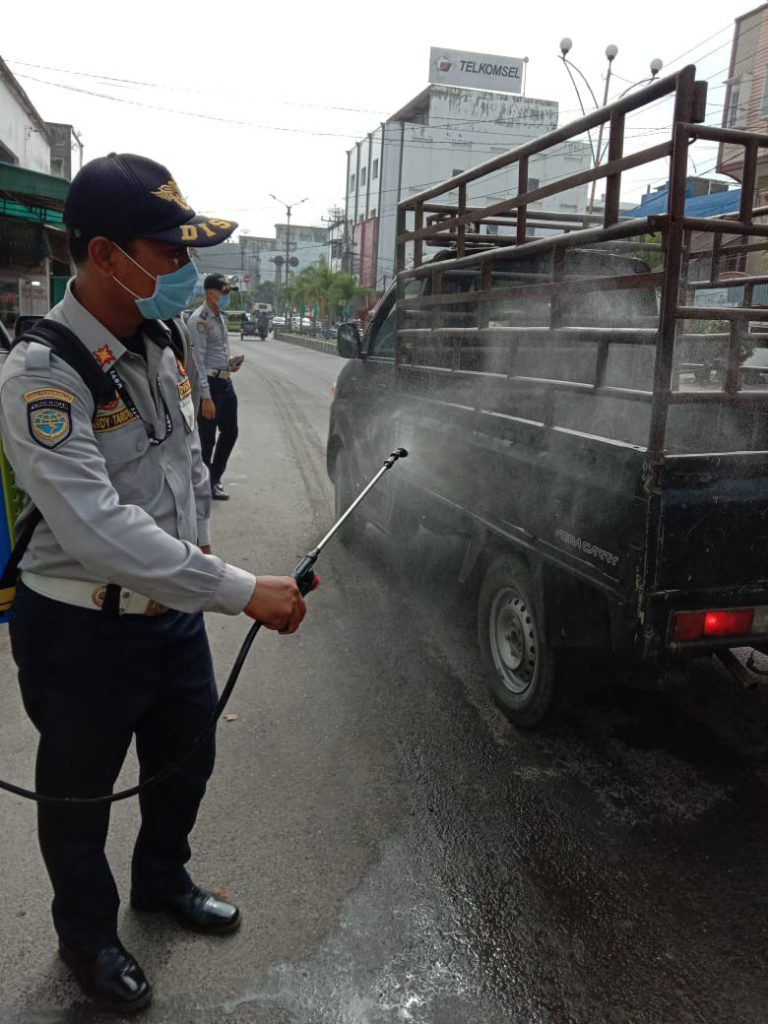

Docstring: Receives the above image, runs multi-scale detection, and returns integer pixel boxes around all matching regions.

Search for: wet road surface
[0,335,767,1023]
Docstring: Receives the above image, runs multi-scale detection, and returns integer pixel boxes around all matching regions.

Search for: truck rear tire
[477,555,558,728]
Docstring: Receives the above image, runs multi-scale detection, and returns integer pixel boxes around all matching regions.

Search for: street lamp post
[588,43,618,216]
[269,193,308,296]
[557,40,662,215]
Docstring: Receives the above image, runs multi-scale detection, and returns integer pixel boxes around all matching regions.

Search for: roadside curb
[273,330,340,357]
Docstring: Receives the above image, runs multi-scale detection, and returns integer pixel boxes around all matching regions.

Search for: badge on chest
[175,358,195,432]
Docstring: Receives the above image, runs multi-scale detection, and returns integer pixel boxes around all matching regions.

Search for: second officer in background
[188,274,242,500]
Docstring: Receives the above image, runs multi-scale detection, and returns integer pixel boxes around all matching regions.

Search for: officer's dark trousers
[9,582,217,952]
[198,377,239,488]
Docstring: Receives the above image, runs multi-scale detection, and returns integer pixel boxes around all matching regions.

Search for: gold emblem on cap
[151,179,192,211]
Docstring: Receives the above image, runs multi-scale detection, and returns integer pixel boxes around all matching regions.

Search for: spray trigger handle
[292,554,319,597]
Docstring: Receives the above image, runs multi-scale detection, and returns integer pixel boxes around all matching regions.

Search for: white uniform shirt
[0,281,255,615]
[186,303,230,400]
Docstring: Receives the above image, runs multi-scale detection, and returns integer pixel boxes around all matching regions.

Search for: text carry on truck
[327,65,768,727]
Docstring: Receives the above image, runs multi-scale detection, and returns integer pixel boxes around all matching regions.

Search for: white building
[344,83,592,293]
[0,57,51,172]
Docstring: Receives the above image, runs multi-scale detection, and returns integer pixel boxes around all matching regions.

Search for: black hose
[0,620,263,806]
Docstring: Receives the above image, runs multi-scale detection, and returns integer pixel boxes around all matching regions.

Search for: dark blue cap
[63,153,237,248]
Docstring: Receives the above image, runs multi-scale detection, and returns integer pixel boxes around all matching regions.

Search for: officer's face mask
[217,291,231,311]
[112,244,198,320]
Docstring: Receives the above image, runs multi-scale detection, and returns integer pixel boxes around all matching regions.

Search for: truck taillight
[672,609,755,642]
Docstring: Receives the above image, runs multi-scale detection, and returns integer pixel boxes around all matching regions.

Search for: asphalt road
[1,334,768,1024]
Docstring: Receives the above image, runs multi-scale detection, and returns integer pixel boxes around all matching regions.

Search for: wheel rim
[489,586,538,696]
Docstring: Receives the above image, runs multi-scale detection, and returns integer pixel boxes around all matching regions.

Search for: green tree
[328,272,357,318]
[277,262,377,327]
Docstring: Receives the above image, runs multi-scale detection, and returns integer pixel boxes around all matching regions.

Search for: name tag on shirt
[176,360,196,432]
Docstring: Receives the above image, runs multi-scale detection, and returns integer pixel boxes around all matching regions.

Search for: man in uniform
[188,274,242,500]
[0,153,306,1014]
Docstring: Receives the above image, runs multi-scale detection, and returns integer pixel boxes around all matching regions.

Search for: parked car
[289,315,314,333]
[272,315,286,329]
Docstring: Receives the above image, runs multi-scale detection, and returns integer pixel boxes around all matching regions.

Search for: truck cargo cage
[394,65,768,460]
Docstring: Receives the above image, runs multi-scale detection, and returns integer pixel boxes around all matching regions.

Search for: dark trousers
[9,582,217,952]
[198,377,238,488]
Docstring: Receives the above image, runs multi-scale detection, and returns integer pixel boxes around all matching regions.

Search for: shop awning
[0,161,69,226]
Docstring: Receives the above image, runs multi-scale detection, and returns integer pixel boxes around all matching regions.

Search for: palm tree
[280,262,377,329]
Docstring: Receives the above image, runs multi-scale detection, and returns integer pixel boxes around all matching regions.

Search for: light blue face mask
[218,291,231,311]
[113,245,198,320]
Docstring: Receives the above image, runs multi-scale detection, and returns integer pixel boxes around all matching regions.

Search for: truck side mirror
[337,322,362,359]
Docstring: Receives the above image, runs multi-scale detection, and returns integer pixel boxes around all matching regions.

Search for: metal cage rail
[392,65,768,459]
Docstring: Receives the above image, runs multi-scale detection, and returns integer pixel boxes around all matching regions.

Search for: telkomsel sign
[429,47,524,95]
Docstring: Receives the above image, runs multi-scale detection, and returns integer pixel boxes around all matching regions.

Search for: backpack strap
[165,318,188,364]
[141,317,188,364]
[2,321,117,604]
[0,506,42,608]
[12,319,116,408]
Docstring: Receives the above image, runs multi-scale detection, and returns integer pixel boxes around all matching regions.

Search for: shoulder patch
[25,391,73,449]
[23,386,76,404]
[197,321,206,332]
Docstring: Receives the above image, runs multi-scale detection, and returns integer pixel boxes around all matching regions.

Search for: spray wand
[0,448,408,805]
[291,446,408,595]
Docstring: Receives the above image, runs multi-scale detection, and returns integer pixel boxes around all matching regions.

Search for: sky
[3,0,745,238]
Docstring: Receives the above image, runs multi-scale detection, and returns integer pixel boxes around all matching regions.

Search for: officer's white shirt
[0,280,255,614]
[186,302,230,400]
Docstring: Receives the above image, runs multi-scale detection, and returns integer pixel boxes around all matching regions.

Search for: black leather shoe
[59,942,152,1013]
[211,482,230,501]
[131,885,241,934]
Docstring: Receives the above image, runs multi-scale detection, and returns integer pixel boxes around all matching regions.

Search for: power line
[6,59,392,116]
[661,21,735,69]
[12,72,368,139]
